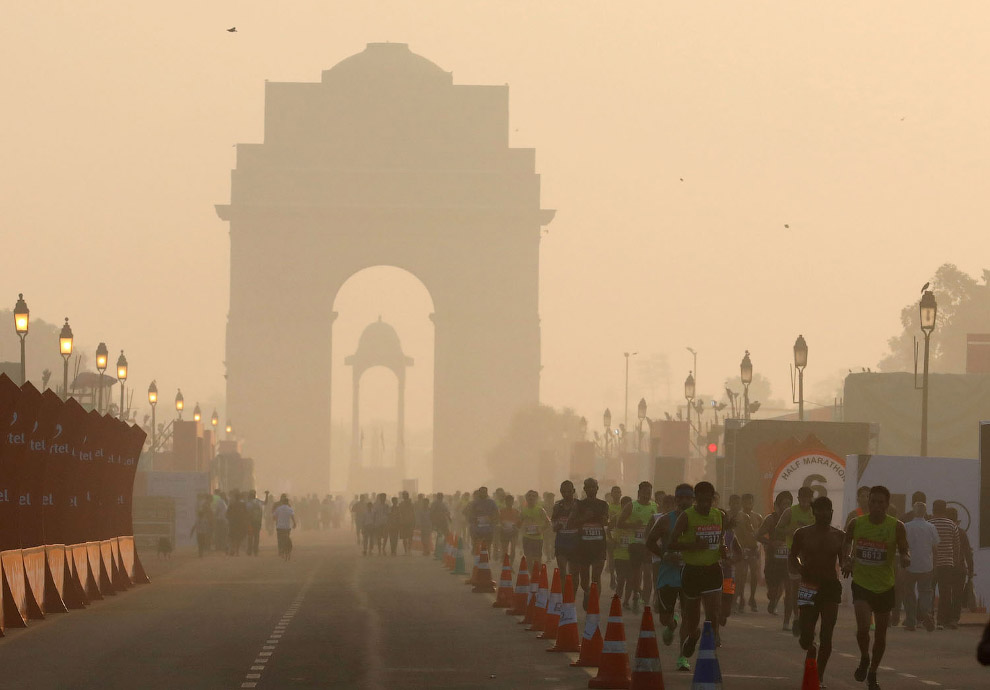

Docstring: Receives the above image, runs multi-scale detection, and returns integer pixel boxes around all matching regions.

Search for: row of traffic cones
[436,533,730,690]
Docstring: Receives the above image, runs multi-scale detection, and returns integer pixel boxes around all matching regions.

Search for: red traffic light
[707,442,718,454]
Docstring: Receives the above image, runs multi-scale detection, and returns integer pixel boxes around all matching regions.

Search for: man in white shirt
[903,501,940,631]
[274,495,296,560]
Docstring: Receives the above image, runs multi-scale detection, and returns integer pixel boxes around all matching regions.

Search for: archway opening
[331,266,435,493]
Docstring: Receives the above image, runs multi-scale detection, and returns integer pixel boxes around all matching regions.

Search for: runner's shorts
[656,585,682,613]
[614,558,632,579]
[798,579,842,608]
[575,541,607,565]
[851,581,895,613]
[764,558,789,588]
[681,563,724,598]
[523,538,543,562]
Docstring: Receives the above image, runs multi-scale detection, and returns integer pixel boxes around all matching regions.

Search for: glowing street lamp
[175,389,184,420]
[225,420,233,437]
[59,318,73,400]
[148,380,158,456]
[116,351,128,421]
[793,335,808,421]
[96,342,108,413]
[193,403,202,423]
[740,352,753,421]
[919,289,938,456]
[211,409,219,430]
[14,294,29,385]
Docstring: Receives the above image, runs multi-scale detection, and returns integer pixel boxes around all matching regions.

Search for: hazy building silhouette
[217,43,554,491]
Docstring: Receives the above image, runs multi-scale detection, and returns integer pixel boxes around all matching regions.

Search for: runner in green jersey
[842,485,910,690]
[520,490,550,571]
[668,481,725,663]
[616,480,657,612]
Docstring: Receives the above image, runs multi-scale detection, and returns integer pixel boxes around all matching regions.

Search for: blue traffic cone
[434,533,444,560]
[450,537,467,575]
[690,620,722,689]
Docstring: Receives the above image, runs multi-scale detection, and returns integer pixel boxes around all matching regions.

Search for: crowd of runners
[348,478,984,688]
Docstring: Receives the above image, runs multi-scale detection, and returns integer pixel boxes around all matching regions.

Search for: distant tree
[878,264,990,373]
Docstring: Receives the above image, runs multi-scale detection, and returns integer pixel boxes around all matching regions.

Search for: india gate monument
[216,43,555,491]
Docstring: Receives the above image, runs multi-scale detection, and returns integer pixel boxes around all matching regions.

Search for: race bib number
[695,523,721,550]
[583,523,605,541]
[797,582,819,607]
[855,538,888,566]
[525,524,541,535]
[722,578,736,595]
[502,521,516,532]
[634,527,646,541]
[774,545,790,560]
[620,534,631,546]
[477,516,490,527]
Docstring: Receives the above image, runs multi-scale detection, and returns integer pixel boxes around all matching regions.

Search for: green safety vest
[852,514,897,593]
[679,506,723,566]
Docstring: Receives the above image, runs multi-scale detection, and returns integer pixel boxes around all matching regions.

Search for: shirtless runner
[789,496,846,688]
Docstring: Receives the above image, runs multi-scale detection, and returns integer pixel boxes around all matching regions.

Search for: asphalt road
[0,529,985,689]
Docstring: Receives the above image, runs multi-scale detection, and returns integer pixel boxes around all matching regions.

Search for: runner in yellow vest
[842,485,910,690]
[520,490,550,572]
[668,481,725,664]
[777,486,816,636]
[616,480,657,613]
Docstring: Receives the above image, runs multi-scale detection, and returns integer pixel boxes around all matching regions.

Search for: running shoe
[749,598,758,612]
[675,656,691,672]
[922,616,935,632]
[854,657,870,682]
[681,630,700,659]
[866,671,881,689]
[662,615,678,646]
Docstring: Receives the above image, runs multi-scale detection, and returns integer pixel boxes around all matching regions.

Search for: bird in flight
[921,281,930,293]
[679,177,684,182]
[227,27,237,32]
[784,224,790,229]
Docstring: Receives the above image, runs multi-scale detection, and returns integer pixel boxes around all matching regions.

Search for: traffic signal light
[707,441,718,455]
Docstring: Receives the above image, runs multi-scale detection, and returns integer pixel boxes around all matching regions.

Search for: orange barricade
[21,546,53,617]
[109,539,130,590]
[41,545,70,613]
[89,542,114,596]
[71,543,99,602]
[117,536,149,585]
[0,549,32,629]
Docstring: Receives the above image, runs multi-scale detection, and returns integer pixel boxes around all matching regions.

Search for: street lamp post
[225,420,233,438]
[637,397,647,452]
[793,335,808,421]
[684,372,696,450]
[740,351,753,421]
[96,342,108,413]
[13,294,29,385]
[148,381,158,457]
[623,351,637,429]
[919,290,938,457]
[59,318,73,400]
[193,403,202,423]
[116,351,128,421]
[175,389,184,420]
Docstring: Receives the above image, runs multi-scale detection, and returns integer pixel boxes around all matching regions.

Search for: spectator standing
[946,507,974,627]
[928,500,960,629]
[903,501,939,631]
[273,494,296,560]
[212,490,229,553]
[246,490,264,556]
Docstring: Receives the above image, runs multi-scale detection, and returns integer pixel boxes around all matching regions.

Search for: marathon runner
[606,485,623,590]
[520,490,550,572]
[779,486,816,636]
[668,481,724,669]
[467,486,498,549]
[498,495,521,561]
[789,496,846,688]
[645,483,693,670]
[611,496,634,608]
[733,493,763,613]
[551,482,578,576]
[616,481,657,612]
[843,485,910,690]
[758,490,794,626]
[568,477,610,610]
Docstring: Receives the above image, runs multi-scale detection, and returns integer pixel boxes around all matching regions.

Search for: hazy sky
[4,2,988,438]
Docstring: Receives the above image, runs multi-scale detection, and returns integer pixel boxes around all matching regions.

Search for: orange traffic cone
[588,594,631,689]
[492,554,515,608]
[572,581,603,667]
[465,540,481,584]
[527,565,550,631]
[549,574,580,652]
[629,606,664,689]
[801,656,821,690]
[471,544,496,593]
[520,562,541,625]
[444,533,453,569]
[507,556,531,615]
[538,568,563,640]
